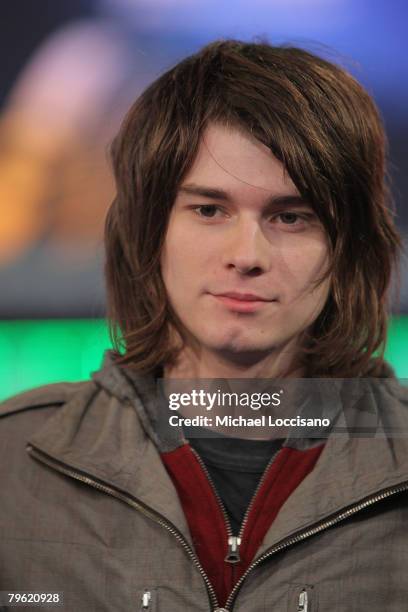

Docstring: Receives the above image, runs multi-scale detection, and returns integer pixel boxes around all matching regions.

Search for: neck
[163,339,304,379]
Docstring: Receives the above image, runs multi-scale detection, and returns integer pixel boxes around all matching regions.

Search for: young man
[1,40,407,612]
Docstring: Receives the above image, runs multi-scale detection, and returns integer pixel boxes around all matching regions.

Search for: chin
[204,333,277,356]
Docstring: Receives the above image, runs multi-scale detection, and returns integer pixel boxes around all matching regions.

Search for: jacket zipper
[26,444,220,611]
[27,444,408,612]
[223,480,408,611]
[190,446,281,564]
[297,588,308,612]
[235,448,281,558]
[140,590,152,610]
[189,448,235,560]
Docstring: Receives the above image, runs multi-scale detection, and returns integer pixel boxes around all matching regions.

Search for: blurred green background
[0,319,111,401]
[0,317,407,401]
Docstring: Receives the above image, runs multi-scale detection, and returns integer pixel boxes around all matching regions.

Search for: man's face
[160,123,331,361]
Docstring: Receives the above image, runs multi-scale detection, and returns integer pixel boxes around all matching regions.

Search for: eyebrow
[178,183,308,207]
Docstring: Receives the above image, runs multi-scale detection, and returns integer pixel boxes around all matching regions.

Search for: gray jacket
[1,354,408,612]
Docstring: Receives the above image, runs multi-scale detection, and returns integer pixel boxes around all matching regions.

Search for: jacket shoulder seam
[0,381,93,418]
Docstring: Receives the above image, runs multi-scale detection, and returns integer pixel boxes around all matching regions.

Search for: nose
[221,218,271,276]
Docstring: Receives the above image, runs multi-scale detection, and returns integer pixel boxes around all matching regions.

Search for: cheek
[161,225,211,296]
[280,240,329,297]
[162,218,216,273]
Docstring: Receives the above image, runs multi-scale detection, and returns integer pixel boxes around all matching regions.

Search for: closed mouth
[214,292,272,302]
[210,293,277,312]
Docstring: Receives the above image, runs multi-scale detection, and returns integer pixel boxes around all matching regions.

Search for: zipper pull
[297,589,308,612]
[140,590,151,610]
[224,536,241,563]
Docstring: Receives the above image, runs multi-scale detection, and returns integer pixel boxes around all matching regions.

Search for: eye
[271,210,316,229]
[192,204,223,218]
[277,212,301,225]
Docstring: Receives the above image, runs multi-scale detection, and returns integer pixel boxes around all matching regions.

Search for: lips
[211,292,275,313]
[214,291,270,302]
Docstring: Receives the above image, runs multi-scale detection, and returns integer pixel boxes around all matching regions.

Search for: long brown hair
[105,39,401,377]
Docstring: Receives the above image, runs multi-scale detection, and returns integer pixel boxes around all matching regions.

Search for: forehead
[181,122,299,196]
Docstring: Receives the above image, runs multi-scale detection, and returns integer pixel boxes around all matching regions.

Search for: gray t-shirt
[185,427,283,535]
